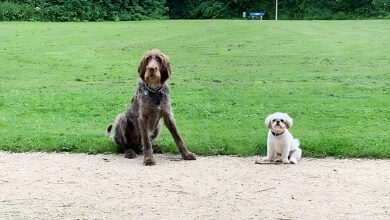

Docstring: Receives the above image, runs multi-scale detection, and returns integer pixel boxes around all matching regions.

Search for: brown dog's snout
[147,66,157,72]
[146,64,158,77]
[146,58,159,72]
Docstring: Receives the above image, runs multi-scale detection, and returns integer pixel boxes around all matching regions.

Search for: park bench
[249,12,265,20]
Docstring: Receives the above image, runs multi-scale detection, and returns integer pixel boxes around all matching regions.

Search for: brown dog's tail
[106,124,113,138]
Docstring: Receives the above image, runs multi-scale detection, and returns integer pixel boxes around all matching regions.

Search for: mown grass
[0,20,389,158]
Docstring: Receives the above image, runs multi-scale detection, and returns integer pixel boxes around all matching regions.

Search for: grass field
[0,20,389,158]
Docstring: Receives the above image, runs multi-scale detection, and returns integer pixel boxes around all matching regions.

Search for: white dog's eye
[272,119,276,122]
[280,119,284,122]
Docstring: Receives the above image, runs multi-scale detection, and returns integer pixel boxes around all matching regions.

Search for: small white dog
[264,112,302,164]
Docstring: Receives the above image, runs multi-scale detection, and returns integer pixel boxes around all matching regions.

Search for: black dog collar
[271,131,285,136]
[141,83,165,106]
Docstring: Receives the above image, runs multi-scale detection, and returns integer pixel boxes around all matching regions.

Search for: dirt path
[0,152,389,219]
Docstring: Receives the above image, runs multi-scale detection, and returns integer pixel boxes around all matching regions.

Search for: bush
[1,0,389,21]
[0,1,40,21]
[168,0,390,20]
[0,0,169,21]
[189,1,229,19]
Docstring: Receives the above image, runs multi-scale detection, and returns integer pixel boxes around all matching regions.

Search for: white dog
[264,112,302,164]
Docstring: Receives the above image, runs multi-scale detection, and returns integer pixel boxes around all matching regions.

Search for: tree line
[1,0,389,21]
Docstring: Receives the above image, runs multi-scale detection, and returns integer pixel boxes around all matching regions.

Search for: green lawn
[0,20,389,158]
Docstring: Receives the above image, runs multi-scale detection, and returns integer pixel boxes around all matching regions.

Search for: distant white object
[249,12,265,20]
[243,12,246,18]
[275,0,278,20]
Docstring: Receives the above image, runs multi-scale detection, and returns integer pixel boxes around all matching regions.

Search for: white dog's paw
[282,159,290,164]
[263,157,273,162]
[290,158,297,164]
[274,157,282,162]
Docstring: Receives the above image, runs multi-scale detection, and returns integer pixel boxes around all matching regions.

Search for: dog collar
[271,131,284,136]
[141,83,165,106]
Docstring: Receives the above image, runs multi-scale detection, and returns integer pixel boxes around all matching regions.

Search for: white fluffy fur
[264,112,302,164]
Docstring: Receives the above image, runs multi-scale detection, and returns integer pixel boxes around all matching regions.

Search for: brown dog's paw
[182,152,196,160]
[124,149,137,159]
[143,156,156,166]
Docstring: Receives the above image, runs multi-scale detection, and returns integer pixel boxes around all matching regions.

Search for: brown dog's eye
[156,57,162,62]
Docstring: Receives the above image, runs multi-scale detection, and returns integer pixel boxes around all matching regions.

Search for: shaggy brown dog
[106,49,196,165]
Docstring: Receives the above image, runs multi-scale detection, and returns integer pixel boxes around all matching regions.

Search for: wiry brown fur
[106,49,196,165]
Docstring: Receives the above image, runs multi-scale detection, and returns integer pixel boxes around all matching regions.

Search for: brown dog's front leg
[138,117,155,165]
[163,115,196,160]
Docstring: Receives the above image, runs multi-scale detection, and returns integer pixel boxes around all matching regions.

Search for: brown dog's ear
[160,54,171,84]
[138,55,147,81]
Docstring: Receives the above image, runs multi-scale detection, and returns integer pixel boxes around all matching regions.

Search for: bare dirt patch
[1,152,389,219]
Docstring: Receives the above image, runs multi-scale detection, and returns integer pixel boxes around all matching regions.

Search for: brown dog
[106,49,196,165]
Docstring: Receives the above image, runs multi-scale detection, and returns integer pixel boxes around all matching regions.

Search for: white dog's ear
[285,114,293,128]
[265,114,273,129]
